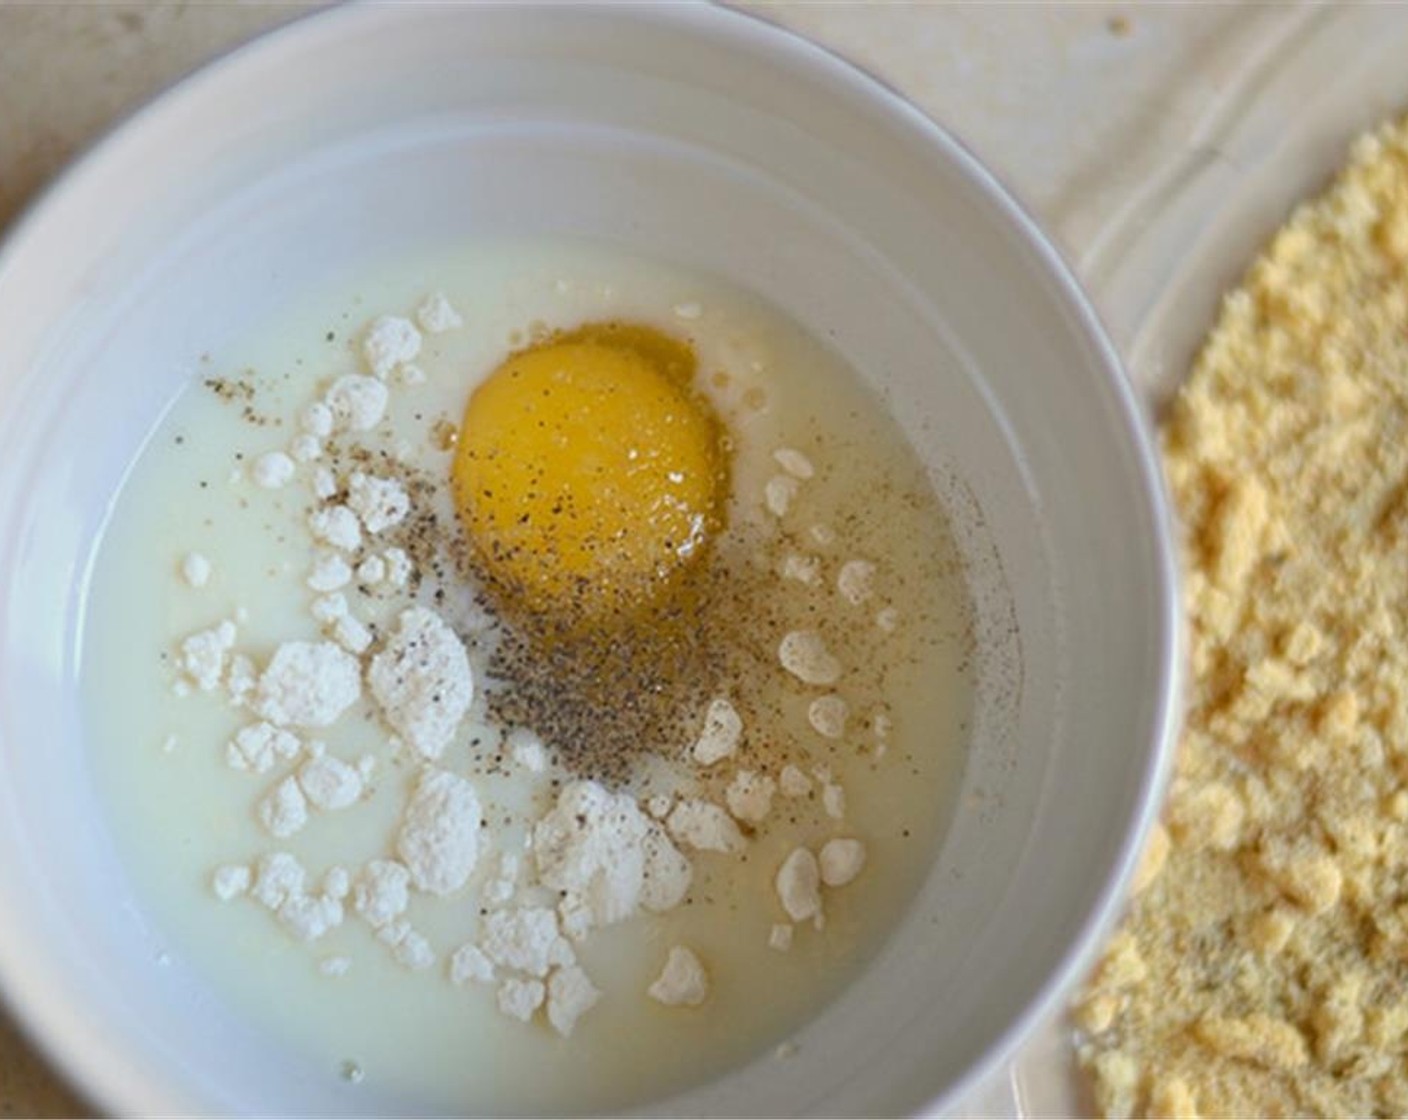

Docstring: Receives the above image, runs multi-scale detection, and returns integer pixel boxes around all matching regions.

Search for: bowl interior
[0,6,1175,1115]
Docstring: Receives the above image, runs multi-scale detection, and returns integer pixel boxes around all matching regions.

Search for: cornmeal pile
[1077,116,1408,1117]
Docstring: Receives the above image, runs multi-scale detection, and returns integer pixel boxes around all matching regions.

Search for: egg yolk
[452,322,728,624]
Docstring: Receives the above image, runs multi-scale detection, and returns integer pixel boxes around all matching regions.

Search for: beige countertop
[0,3,1312,1115]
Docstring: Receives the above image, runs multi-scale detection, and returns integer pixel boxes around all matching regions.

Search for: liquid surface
[82,240,973,1114]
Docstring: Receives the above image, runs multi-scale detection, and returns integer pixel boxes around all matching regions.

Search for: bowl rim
[0,3,1181,1115]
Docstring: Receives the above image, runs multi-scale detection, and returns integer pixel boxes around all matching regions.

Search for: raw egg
[452,322,729,625]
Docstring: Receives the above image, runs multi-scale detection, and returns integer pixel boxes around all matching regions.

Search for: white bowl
[0,4,1178,1115]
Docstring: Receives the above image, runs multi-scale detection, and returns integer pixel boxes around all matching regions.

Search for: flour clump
[177,620,237,692]
[226,721,301,774]
[257,775,309,838]
[546,965,601,1037]
[479,907,573,978]
[361,315,422,379]
[648,945,709,1007]
[254,641,361,729]
[325,374,388,433]
[298,753,364,811]
[395,769,482,895]
[369,608,474,761]
[352,860,411,929]
[533,781,690,932]
[666,799,746,854]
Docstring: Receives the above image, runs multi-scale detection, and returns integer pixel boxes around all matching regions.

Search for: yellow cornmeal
[1077,116,1408,1118]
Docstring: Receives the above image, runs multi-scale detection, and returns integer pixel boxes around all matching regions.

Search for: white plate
[1013,5,1408,1114]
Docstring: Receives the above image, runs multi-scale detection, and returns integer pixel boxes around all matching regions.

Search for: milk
[81,240,973,1114]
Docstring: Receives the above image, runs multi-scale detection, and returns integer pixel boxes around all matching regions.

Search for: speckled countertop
[0,3,1305,1115]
